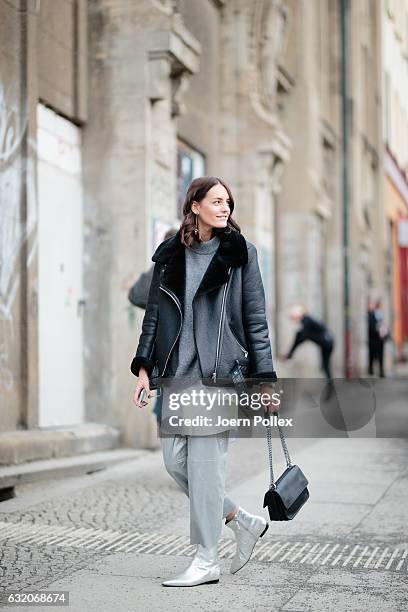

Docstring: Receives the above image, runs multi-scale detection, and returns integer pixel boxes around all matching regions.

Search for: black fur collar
[152,226,248,308]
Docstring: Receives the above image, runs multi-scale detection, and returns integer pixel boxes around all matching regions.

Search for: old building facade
[0,0,390,463]
[382,0,408,362]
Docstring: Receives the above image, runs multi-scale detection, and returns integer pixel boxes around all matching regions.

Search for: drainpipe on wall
[19,0,29,422]
[340,0,352,378]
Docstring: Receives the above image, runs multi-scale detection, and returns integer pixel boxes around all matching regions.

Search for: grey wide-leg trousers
[160,430,239,548]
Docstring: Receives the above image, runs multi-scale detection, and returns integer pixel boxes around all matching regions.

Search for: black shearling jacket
[130,226,278,388]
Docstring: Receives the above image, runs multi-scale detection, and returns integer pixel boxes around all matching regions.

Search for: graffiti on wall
[0,81,38,396]
[0,82,37,322]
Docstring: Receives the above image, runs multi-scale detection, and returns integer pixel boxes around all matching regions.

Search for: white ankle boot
[226,507,269,574]
[162,543,220,587]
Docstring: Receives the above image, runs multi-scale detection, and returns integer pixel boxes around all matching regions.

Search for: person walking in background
[281,303,335,380]
[128,227,178,429]
[368,298,390,378]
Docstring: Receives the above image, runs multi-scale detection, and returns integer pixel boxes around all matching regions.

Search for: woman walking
[131,176,278,587]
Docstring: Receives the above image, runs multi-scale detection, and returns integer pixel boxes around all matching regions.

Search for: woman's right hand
[133,366,151,409]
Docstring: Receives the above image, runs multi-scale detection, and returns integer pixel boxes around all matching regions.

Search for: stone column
[84,0,200,448]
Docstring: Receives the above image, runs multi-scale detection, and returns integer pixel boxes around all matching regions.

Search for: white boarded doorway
[37,103,84,427]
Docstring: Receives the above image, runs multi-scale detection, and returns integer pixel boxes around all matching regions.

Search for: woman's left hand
[257,383,280,414]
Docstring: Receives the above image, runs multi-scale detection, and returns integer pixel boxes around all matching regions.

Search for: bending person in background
[281,303,335,380]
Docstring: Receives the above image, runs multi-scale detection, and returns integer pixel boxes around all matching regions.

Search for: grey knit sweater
[169,233,220,382]
[160,233,239,437]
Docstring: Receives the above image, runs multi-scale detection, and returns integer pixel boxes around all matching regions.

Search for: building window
[177,140,205,219]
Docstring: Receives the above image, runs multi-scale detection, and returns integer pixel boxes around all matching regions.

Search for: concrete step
[0,423,121,467]
[0,448,147,492]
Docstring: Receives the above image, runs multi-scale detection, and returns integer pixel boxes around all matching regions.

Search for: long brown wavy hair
[179,176,241,248]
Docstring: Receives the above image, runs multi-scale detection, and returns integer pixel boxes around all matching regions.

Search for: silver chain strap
[265,413,292,490]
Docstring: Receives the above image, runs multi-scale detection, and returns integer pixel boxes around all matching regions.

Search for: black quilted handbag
[263,418,309,521]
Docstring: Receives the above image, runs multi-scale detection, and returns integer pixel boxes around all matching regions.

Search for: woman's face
[192,183,231,229]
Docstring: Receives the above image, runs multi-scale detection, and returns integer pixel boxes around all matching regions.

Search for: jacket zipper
[159,285,183,377]
[230,328,248,358]
[212,267,233,382]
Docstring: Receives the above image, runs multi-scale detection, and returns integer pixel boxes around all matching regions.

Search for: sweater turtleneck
[189,233,220,254]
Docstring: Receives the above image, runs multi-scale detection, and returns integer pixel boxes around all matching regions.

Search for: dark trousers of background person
[153,393,163,425]
[321,339,334,379]
[369,340,385,377]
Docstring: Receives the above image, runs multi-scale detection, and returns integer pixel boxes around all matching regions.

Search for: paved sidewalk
[0,435,407,611]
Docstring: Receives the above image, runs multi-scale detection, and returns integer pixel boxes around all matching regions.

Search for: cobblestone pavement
[0,435,287,594]
[0,434,407,610]
[0,542,102,594]
[0,436,274,530]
